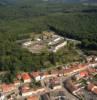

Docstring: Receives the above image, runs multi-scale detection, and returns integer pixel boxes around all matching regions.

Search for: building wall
[24,79,31,83]
[22,91,32,97]
[53,41,67,52]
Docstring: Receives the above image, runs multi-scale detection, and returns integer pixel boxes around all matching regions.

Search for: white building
[22,41,32,47]
[22,88,45,97]
[35,76,46,82]
[0,94,5,100]
[22,73,31,83]
[22,90,35,97]
[48,35,67,52]
[52,41,67,52]
[89,63,97,68]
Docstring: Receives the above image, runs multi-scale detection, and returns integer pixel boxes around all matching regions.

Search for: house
[48,35,64,46]
[7,95,14,100]
[63,64,88,76]
[74,70,89,80]
[16,74,22,80]
[53,85,62,90]
[88,67,97,73]
[45,76,61,90]
[27,95,40,100]
[31,71,46,82]
[21,86,45,97]
[87,83,97,94]
[72,87,83,96]
[79,71,89,77]
[89,62,97,68]
[22,73,31,83]
[49,37,67,53]
[86,56,93,62]
[52,41,67,53]
[86,56,97,62]
[14,80,21,86]
[0,93,5,100]
[21,85,35,97]
[31,71,40,81]
[36,88,46,94]
[47,34,67,52]
[21,89,34,97]
[95,57,97,62]
[22,41,32,47]
[35,76,46,82]
[65,79,84,96]
[1,84,16,93]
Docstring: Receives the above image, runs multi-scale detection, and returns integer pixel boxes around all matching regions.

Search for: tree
[49,53,56,65]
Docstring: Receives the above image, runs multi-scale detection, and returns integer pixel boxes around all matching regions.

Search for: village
[0,0,97,99]
[0,55,97,100]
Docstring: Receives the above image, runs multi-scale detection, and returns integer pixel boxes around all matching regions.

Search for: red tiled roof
[27,96,39,100]
[1,84,15,93]
[22,73,31,80]
[80,71,88,77]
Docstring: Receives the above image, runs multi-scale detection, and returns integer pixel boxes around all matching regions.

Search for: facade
[22,90,34,97]
[87,83,97,94]
[27,95,40,100]
[48,34,67,52]
[14,80,21,86]
[22,41,32,47]
[22,73,31,83]
[0,94,5,100]
[52,41,67,52]
[21,88,45,97]
[1,84,16,93]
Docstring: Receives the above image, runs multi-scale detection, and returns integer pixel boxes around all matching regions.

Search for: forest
[0,0,97,81]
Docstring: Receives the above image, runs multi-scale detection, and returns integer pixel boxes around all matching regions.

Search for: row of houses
[17,61,97,99]
[64,64,97,99]
[0,56,97,100]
